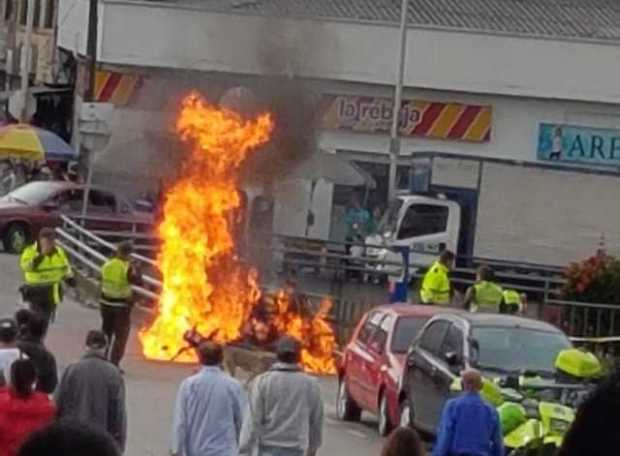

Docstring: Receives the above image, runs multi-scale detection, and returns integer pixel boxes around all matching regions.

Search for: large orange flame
[139,93,336,374]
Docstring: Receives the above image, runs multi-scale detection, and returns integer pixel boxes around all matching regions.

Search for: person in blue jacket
[433,369,504,456]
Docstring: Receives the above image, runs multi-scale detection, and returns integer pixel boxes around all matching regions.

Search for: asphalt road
[0,253,385,456]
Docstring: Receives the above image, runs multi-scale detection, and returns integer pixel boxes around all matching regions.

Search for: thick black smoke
[237,17,326,187]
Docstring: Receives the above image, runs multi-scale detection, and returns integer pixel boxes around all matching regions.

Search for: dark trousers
[21,285,55,337]
[100,303,131,366]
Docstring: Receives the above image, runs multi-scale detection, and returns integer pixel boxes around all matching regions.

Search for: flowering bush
[563,250,620,305]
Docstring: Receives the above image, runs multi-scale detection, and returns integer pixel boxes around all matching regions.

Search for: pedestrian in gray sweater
[239,336,324,456]
[55,330,126,452]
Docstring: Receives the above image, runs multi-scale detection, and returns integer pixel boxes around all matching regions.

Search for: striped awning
[94,70,143,106]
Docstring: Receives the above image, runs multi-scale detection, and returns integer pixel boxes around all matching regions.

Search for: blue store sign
[538,123,620,167]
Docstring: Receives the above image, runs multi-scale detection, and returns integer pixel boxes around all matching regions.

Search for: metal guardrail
[58,215,384,344]
[249,239,565,300]
[58,214,562,300]
[61,215,157,268]
[57,214,620,341]
[57,215,161,302]
[544,298,620,339]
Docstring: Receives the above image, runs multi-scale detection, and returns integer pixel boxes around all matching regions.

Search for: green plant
[563,250,620,305]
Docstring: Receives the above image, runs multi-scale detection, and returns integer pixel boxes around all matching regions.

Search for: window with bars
[19,0,27,25]
[44,0,55,29]
[33,0,41,28]
[4,0,14,22]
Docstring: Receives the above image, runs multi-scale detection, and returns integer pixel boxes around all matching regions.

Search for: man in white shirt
[0,318,22,385]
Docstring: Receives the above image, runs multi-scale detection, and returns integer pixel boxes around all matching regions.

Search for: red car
[337,304,444,436]
[0,181,153,253]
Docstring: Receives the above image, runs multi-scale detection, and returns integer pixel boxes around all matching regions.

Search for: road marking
[345,429,369,439]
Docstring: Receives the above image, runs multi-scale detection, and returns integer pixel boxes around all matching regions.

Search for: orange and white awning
[94,70,142,106]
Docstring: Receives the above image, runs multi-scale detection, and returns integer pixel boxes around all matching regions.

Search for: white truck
[373,154,620,270]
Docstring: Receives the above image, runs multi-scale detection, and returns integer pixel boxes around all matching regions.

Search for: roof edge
[102,0,620,47]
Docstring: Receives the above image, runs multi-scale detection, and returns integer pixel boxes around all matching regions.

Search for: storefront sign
[319,95,492,142]
[538,123,620,167]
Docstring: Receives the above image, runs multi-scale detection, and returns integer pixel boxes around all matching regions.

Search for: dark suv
[399,312,572,434]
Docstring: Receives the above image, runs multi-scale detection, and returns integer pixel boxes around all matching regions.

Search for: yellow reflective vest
[420,261,451,305]
[20,243,73,305]
[471,281,503,313]
[101,257,132,302]
[503,289,522,311]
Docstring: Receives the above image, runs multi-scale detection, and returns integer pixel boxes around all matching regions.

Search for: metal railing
[544,298,620,339]
[57,215,361,344]
[56,215,620,342]
[57,215,161,303]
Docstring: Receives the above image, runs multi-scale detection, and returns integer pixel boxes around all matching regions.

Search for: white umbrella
[282,150,375,236]
[286,149,376,188]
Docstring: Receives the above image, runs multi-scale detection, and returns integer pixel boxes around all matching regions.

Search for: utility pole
[5,0,17,92]
[85,0,98,101]
[81,0,100,217]
[19,0,35,122]
[387,0,409,203]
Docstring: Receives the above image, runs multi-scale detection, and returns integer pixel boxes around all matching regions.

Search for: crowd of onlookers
[2,226,620,456]
[0,302,618,455]
[0,159,80,196]
[0,308,124,456]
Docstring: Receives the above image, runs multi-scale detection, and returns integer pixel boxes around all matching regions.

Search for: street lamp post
[79,120,111,219]
[387,0,410,203]
[86,0,99,101]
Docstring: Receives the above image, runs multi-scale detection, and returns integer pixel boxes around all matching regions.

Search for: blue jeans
[258,445,304,456]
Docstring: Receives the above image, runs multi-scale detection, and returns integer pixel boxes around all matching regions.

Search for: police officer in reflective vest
[20,227,74,331]
[100,241,142,368]
[502,289,523,315]
[464,265,504,313]
[420,250,455,305]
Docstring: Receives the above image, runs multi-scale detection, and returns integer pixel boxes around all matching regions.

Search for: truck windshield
[377,199,403,237]
[471,326,571,376]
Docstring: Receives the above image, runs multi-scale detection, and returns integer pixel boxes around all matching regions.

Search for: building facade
[57,0,620,240]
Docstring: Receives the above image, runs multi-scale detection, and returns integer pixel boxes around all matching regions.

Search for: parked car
[0,181,153,253]
[399,312,572,435]
[336,304,448,436]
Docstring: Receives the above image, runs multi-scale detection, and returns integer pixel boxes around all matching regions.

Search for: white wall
[475,162,620,265]
[57,0,89,56]
[57,0,620,105]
